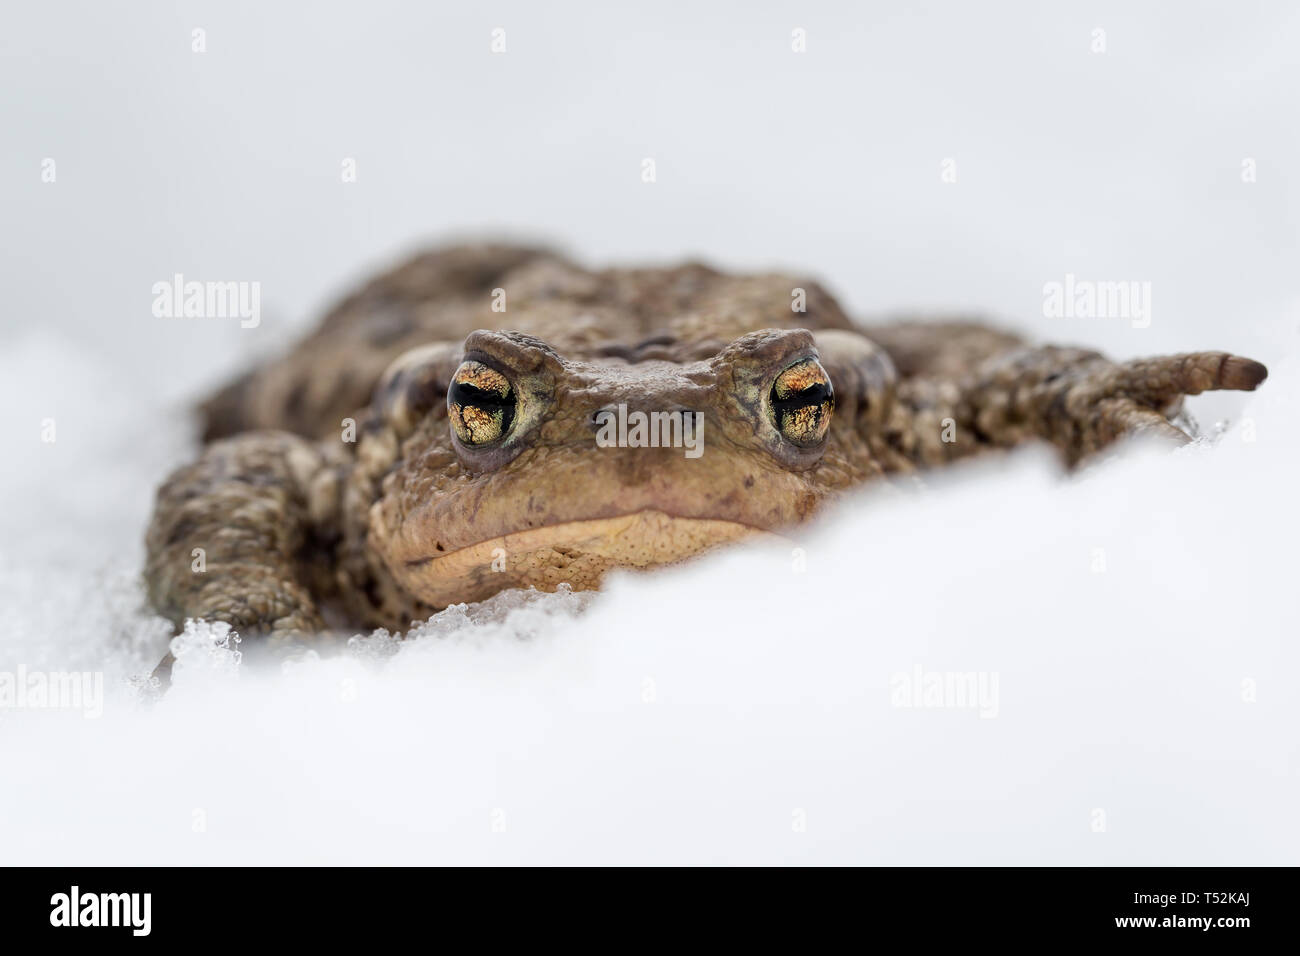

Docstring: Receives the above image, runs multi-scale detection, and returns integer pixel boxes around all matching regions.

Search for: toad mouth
[398,509,784,604]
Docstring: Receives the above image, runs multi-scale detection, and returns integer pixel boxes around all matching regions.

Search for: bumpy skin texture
[145,242,1268,659]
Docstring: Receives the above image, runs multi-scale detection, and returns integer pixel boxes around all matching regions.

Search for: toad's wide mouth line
[403,509,784,570]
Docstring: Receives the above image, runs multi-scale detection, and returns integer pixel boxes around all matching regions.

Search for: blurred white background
[3,0,1297,389]
[1,1,1297,865]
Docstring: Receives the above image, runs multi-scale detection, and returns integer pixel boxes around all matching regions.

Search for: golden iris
[770,359,834,446]
[448,361,516,445]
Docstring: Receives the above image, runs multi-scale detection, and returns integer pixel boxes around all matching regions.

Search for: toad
[145,243,1267,664]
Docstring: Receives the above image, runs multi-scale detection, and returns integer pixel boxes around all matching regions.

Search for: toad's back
[200,243,858,441]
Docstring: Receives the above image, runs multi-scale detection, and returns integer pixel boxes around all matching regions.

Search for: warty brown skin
[145,242,1268,665]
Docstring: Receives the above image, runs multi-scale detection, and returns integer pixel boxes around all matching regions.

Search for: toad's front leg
[962,346,1268,466]
[144,432,341,680]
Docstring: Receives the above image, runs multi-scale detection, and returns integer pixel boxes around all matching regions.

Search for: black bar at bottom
[0,866,1280,943]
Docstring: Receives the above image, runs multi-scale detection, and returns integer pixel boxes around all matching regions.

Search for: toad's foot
[967,347,1268,466]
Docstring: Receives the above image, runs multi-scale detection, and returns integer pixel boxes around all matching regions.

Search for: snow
[2,0,1297,865]
[1,331,1296,864]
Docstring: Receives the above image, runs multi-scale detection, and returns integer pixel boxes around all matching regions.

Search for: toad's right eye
[448,361,516,446]
[769,358,834,447]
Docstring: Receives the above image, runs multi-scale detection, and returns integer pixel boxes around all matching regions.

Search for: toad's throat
[397,509,777,606]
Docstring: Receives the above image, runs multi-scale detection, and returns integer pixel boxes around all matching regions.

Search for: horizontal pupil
[450,380,513,409]
[771,381,832,413]
[450,378,516,443]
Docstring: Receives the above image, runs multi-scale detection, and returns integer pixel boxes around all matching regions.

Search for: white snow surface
[1,0,1298,865]
[0,333,1296,865]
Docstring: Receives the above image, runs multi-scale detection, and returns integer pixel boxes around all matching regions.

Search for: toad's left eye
[770,358,834,446]
[448,361,517,446]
